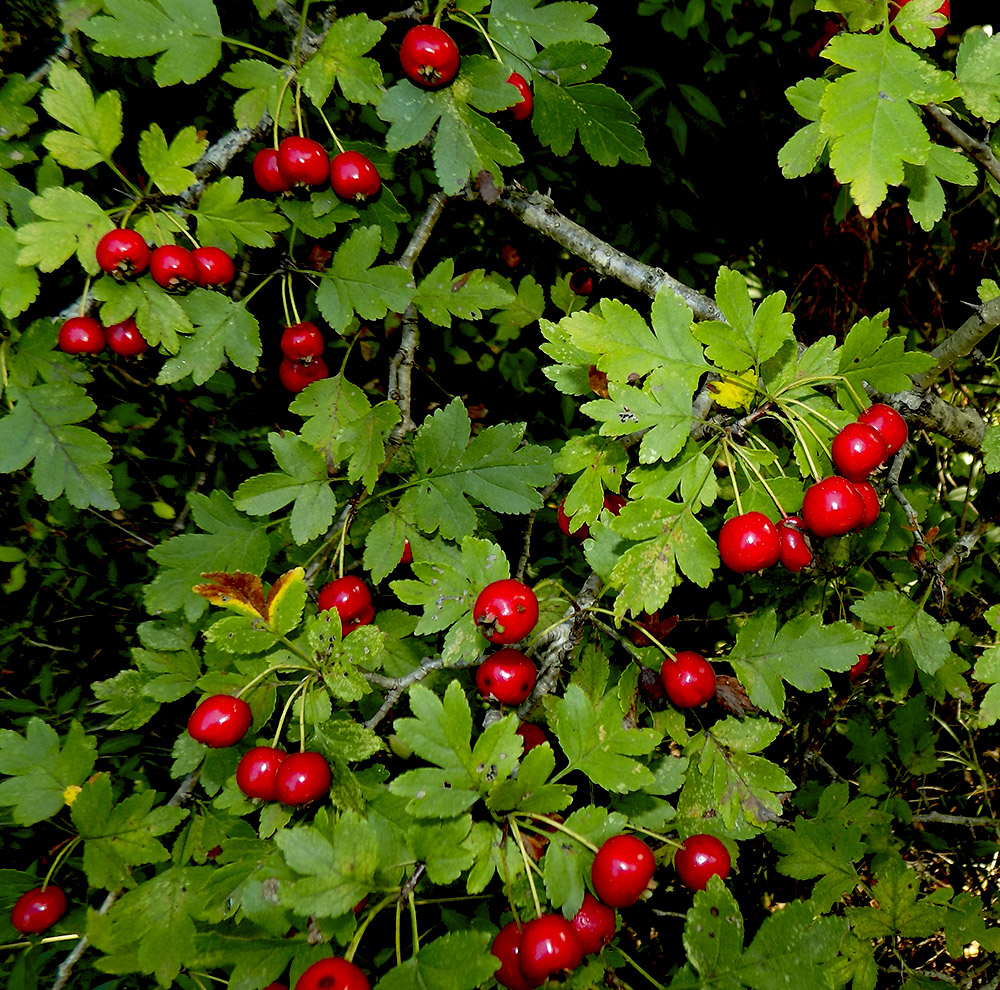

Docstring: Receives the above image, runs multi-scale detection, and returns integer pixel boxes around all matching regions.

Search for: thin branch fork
[926,103,1000,185]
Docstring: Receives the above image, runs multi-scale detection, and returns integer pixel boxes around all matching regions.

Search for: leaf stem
[509,818,543,918]
[220,36,294,65]
[728,443,786,517]
[616,946,667,990]
[519,813,600,853]
[345,892,397,963]
[315,104,346,154]
[450,11,503,63]
[270,675,311,749]
[721,441,743,514]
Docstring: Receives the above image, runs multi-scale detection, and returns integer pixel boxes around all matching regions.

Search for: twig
[913,295,1000,389]
[934,519,990,576]
[516,476,563,582]
[926,104,1000,185]
[910,811,1000,826]
[363,655,481,729]
[885,445,926,546]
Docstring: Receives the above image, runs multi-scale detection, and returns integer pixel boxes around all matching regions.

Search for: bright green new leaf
[489,0,608,60]
[138,124,207,195]
[904,145,977,231]
[374,931,499,990]
[957,28,1000,122]
[973,643,1000,727]
[291,371,374,460]
[337,401,401,491]
[221,58,293,130]
[135,279,194,353]
[15,186,113,275]
[983,426,1000,473]
[491,273,546,338]
[300,13,385,107]
[193,176,289,254]
[836,311,935,394]
[413,258,516,326]
[891,0,949,48]
[0,222,39,317]
[554,434,629,529]
[41,63,123,169]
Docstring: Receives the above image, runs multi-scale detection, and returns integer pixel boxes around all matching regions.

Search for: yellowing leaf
[713,370,759,410]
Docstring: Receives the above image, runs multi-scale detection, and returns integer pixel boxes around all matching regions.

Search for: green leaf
[836,311,935,394]
[15,186,114,275]
[222,59,295,131]
[414,259,516,326]
[488,0,609,60]
[848,854,946,939]
[374,931,499,990]
[138,124,207,195]
[891,0,950,48]
[0,73,40,139]
[850,589,951,675]
[682,880,746,980]
[554,434,629,529]
[40,63,123,169]
[957,28,1000,123]
[292,371,375,459]
[192,176,288,254]
[982,425,1000,473]
[0,222,39,317]
[300,13,385,107]
[972,643,1000,727]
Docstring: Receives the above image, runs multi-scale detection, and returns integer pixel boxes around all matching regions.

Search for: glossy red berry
[801,477,864,538]
[717,511,780,573]
[477,649,537,705]
[517,914,583,984]
[507,72,533,121]
[831,422,890,482]
[279,356,329,393]
[11,886,67,935]
[318,575,374,635]
[569,267,595,295]
[849,653,870,681]
[187,695,253,748]
[96,228,150,279]
[280,322,325,360]
[857,403,908,457]
[591,834,656,908]
[516,722,547,753]
[852,480,880,528]
[661,651,716,708]
[275,751,332,806]
[276,136,329,187]
[674,833,731,892]
[253,147,293,193]
[150,244,198,293]
[236,746,287,801]
[778,517,813,572]
[473,579,539,645]
[491,921,534,990]
[106,317,149,356]
[330,151,382,201]
[58,316,105,354]
[294,956,370,990]
[571,893,616,955]
[192,246,235,287]
[399,25,460,88]
[399,539,413,566]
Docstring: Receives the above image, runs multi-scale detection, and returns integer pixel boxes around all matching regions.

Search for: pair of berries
[317,575,376,634]
[236,747,332,806]
[830,403,908,482]
[96,229,235,291]
[473,578,539,645]
[253,139,381,201]
[279,320,328,393]
[58,315,148,356]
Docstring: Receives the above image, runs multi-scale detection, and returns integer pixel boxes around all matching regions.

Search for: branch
[913,295,1000,389]
[926,103,1000,185]
[934,518,990,576]
[363,655,481,730]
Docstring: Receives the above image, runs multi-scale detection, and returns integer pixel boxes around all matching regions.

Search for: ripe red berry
[150,244,198,293]
[857,403,908,457]
[275,751,332,806]
[778,516,813,572]
[516,722,547,753]
[96,228,150,279]
[279,356,329,393]
[58,316,105,354]
[571,893,616,955]
[187,695,253,748]
[318,575,374,635]
[801,477,864,538]
[330,151,382,201]
[477,649,537,705]
[473,578,539,645]
[106,317,149,357]
[11,886,67,935]
[674,833,731,892]
[661,651,716,708]
[517,914,583,984]
[849,653,870,681]
[831,422,890,482]
[192,246,236,288]
[253,147,293,193]
[276,136,329,187]
[294,956,370,990]
[569,267,594,295]
[399,25,460,88]
[399,539,413,566]
[852,480,880,528]
[507,72,533,121]
[491,921,534,990]
[717,511,780,573]
[236,746,287,801]
[280,322,324,361]
[591,834,656,908]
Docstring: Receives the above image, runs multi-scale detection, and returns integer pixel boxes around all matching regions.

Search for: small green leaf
[41,63,123,169]
[138,124,207,195]
[300,13,386,107]
[193,176,288,254]
[958,28,1000,123]
[414,259,516,326]
[15,186,113,275]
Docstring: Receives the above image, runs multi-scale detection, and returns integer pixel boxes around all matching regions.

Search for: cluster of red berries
[254,136,382,201]
[279,320,328,393]
[317,575,376,634]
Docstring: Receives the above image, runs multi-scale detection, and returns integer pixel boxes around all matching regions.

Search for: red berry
[294,956,370,990]
[399,539,413,566]
[187,695,253,748]
[801,477,864,538]
[11,886,67,935]
[507,72,533,121]
[473,579,539,645]
[569,267,594,295]
[236,746,287,801]
[253,147,293,193]
[570,893,616,955]
[318,575,374,635]
[661,651,716,708]
[96,228,150,279]
[674,834,731,892]
[192,246,235,287]
[279,356,329,393]
[849,653,870,681]
[852,480,880,528]
[280,322,325,360]
[491,921,534,990]
[778,517,813,572]
[275,751,331,806]
[857,403,908,457]
[517,914,583,984]
[330,151,382,201]
[831,422,890,482]
[399,25,460,88]
[106,317,149,356]
[717,511,780,573]
[477,649,537,705]
[276,136,329,187]
[516,722,547,753]
[557,498,589,540]
[58,316,105,354]
[591,834,656,908]
[150,244,198,293]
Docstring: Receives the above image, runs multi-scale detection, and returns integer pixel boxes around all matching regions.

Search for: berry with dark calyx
[507,71,533,121]
[280,321,324,361]
[591,833,656,908]
[253,147,292,193]
[717,511,780,573]
[570,267,595,295]
[318,575,374,635]
[294,956,370,990]
[279,356,329,393]
[192,246,235,287]
[801,477,864,538]
[275,751,332,806]
[476,648,537,705]
[399,24,460,88]
[330,151,382,201]
[661,651,716,708]
[473,578,539,645]
[236,746,287,801]
[778,516,813,572]
[276,135,330,186]
[150,244,198,293]
[58,316,105,354]
[857,403,908,457]
[491,921,534,990]
[187,694,253,748]
[571,893,616,955]
[517,914,583,984]
[96,228,150,279]
[11,886,68,935]
[516,722,547,753]
[674,833,731,892]
[106,317,149,357]
[852,480,880,528]
[849,653,870,681]
[831,421,890,482]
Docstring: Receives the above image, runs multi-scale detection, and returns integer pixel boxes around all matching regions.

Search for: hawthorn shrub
[2,2,1000,989]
